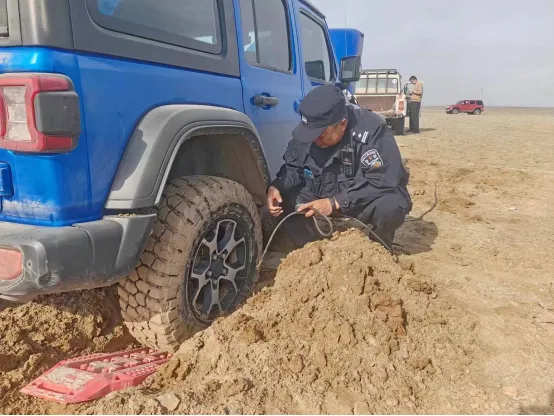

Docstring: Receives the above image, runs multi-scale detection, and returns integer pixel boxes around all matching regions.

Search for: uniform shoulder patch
[360,149,383,169]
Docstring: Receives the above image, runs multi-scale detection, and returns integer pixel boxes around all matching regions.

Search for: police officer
[266,84,412,249]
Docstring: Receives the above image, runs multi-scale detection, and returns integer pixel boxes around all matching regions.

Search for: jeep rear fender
[105,105,271,210]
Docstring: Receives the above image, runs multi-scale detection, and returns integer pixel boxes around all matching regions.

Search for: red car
[446,100,484,115]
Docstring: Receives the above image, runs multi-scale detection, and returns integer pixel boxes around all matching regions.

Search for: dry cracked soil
[1,107,553,414]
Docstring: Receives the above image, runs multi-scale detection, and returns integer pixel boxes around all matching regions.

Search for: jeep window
[299,13,334,82]
[88,0,222,54]
[0,0,7,37]
[470,100,476,105]
[477,100,484,105]
[239,0,291,72]
[240,0,257,65]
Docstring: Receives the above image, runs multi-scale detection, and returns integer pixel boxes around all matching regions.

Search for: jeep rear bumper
[0,214,155,302]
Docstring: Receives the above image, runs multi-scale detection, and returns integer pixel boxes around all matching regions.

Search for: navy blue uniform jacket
[271,105,412,216]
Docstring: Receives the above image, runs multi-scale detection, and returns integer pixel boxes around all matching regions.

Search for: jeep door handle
[253,95,279,108]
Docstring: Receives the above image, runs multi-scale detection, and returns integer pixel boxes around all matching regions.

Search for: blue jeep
[0,0,360,351]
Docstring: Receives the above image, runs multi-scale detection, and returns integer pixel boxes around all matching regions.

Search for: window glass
[92,0,220,53]
[377,77,387,93]
[354,77,368,94]
[240,0,257,65]
[387,78,399,94]
[0,0,7,37]
[367,77,377,93]
[299,13,333,82]
[240,0,291,72]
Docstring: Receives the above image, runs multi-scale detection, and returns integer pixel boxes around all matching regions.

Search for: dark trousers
[280,189,409,249]
[409,101,421,132]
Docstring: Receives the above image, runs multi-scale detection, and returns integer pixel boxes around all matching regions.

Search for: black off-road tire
[118,176,262,352]
[473,108,481,115]
[452,108,460,114]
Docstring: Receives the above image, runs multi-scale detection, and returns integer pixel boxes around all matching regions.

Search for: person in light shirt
[408,76,423,133]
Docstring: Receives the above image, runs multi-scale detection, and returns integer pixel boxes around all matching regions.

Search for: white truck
[352,69,411,135]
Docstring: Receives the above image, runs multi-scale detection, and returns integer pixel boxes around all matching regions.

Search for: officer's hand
[297,199,333,218]
[267,186,283,217]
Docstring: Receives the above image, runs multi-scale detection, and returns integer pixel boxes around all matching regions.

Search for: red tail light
[397,99,405,112]
[0,74,80,153]
[0,247,22,281]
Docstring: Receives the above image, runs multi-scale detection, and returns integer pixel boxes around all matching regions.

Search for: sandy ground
[395,107,554,414]
[1,107,553,414]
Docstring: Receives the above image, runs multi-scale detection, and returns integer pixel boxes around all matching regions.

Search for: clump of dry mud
[84,229,485,415]
[0,287,135,414]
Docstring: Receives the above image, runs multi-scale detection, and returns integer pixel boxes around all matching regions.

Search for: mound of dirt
[81,229,489,415]
[439,196,476,214]
[0,287,135,414]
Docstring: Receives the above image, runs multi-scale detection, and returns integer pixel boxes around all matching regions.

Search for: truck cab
[0,0,359,351]
[329,28,364,94]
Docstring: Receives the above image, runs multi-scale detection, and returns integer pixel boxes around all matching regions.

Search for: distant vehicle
[446,100,485,115]
[352,69,408,135]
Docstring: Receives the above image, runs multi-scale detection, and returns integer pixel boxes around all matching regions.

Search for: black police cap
[292,84,347,143]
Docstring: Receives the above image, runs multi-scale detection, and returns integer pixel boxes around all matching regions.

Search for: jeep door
[238,0,303,178]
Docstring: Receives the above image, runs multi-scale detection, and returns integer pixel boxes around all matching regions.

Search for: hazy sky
[311,0,554,107]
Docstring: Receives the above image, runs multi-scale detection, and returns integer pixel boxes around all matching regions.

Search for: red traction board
[20,348,172,404]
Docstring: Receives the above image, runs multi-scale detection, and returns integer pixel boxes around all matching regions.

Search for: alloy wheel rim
[189,219,247,321]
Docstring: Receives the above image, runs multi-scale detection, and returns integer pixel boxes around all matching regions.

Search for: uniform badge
[360,149,383,169]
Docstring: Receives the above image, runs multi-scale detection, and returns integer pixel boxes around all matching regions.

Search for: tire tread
[119,175,262,352]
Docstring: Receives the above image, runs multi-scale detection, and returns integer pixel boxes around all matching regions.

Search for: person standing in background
[408,76,423,133]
